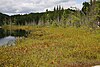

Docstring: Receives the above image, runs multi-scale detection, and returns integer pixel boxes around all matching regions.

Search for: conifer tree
[54,7,56,11]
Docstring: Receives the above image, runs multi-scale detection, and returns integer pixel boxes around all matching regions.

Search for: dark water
[0,28,30,46]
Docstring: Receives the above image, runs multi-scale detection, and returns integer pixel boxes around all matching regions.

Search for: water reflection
[0,36,16,46]
[0,28,30,46]
[0,28,30,38]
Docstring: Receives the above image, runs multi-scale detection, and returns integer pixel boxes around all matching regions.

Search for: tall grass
[0,26,100,67]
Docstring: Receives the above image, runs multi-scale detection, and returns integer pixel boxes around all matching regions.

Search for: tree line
[0,0,100,28]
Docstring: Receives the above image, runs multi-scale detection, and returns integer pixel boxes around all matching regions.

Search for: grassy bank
[0,26,100,67]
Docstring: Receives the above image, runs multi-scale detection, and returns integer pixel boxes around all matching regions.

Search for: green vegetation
[0,0,100,28]
[0,26,100,67]
[0,0,100,67]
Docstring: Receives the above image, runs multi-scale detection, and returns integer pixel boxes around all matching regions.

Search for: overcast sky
[0,0,89,15]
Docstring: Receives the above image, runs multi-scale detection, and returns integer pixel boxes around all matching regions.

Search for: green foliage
[51,21,59,27]
[0,1,100,28]
[82,2,90,15]
[0,13,9,26]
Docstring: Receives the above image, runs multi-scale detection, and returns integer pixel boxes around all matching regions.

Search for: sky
[0,0,89,15]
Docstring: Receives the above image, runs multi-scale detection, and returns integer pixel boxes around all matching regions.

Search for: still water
[0,36,16,46]
[0,28,30,46]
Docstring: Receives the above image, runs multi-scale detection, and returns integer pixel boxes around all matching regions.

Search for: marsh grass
[0,26,100,67]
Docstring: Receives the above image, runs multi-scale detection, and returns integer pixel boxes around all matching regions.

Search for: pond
[0,28,30,46]
[0,36,16,46]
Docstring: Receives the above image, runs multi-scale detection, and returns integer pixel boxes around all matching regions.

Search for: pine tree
[59,5,61,10]
[54,7,56,11]
[62,7,64,11]
[57,5,59,11]
[46,9,48,12]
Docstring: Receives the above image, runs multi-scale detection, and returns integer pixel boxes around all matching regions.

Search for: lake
[0,28,30,46]
[0,36,16,46]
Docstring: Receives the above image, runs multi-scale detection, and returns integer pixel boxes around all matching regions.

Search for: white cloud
[0,0,85,15]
